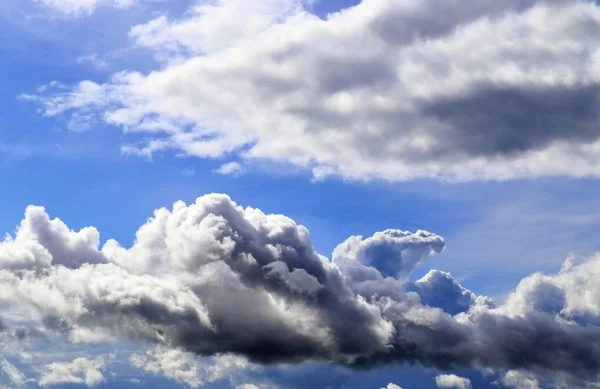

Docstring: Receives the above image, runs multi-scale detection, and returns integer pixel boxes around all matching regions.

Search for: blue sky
[3,0,600,388]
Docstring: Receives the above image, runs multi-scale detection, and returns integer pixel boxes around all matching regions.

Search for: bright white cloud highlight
[501,370,540,389]
[435,374,472,389]
[382,384,403,389]
[130,346,250,388]
[37,356,107,387]
[27,0,600,181]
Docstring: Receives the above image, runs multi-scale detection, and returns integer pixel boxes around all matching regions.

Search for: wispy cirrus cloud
[33,0,137,16]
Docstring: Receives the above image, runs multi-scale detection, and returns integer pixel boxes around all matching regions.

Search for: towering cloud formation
[2,194,600,386]
[28,0,600,181]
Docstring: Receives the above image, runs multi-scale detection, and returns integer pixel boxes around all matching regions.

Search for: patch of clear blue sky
[313,0,361,16]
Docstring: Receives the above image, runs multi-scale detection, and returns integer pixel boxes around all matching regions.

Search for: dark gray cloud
[420,84,600,159]
[3,194,600,386]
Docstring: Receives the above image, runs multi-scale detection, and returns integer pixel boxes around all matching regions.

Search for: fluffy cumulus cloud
[130,346,251,388]
[501,370,540,389]
[435,374,472,389]
[215,162,243,176]
[382,384,403,389]
[34,0,137,15]
[27,0,600,181]
[7,194,600,386]
[37,356,107,387]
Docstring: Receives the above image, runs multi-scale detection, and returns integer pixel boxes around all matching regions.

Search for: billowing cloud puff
[130,346,250,388]
[408,270,494,315]
[4,194,600,386]
[333,229,446,280]
[382,384,403,389]
[501,370,540,389]
[26,0,600,181]
[435,374,471,389]
[501,255,600,323]
[37,356,107,387]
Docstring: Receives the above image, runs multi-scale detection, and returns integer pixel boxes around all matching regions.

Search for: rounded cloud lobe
[435,374,472,389]
[27,0,600,181]
[3,194,600,386]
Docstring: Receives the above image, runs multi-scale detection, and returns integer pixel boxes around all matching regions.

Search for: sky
[2,0,600,388]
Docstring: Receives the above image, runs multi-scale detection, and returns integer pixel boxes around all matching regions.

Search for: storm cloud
[2,194,600,385]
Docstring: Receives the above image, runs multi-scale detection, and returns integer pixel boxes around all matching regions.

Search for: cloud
[382,384,403,389]
[77,53,109,69]
[129,0,306,55]
[34,0,137,15]
[215,162,243,176]
[5,194,600,386]
[407,270,494,315]
[130,346,250,388]
[333,229,446,280]
[236,385,261,389]
[37,356,107,387]
[501,370,540,389]
[27,0,600,181]
[1,359,26,387]
[435,374,471,389]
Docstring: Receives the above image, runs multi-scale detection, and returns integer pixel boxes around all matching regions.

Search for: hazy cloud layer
[2,194,600,387]
[1,359,26,387]
[34,0,137,15]
[28,0,600,181]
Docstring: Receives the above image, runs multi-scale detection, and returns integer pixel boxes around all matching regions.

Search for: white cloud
[236,385,261,389]
[1,359,26,387]
[501,370,540,389]
[28,0,600,181]
[37,356,107,387]
[77,53,109,69]
[435,374,472,389]
[130,346,250,388]
[4,194,600,387]
[214,161,243,176]
[34,0,137,15]
[382,384,403,389]
[129,0,306,55]
[500,251,600,321]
